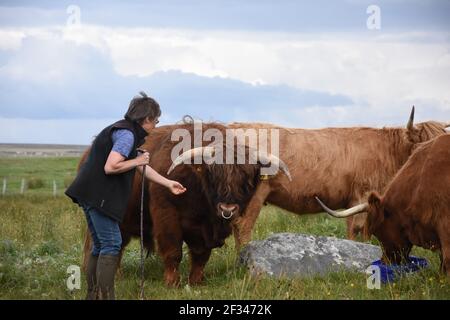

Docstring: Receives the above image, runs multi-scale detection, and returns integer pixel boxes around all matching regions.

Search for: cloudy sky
[0,0,449,144]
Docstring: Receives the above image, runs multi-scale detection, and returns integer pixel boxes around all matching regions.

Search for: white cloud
[5,26,450,101]
[1,25,449,133]
[0,30,26,50]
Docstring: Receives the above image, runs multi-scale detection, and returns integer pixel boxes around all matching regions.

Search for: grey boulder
[239,233,382,277]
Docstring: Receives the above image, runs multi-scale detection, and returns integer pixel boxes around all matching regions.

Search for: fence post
[53,180,57,197]
[2,178,6,196]
[20,178,26,194]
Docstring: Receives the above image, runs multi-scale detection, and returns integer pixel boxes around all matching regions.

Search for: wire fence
[0,177,74,197]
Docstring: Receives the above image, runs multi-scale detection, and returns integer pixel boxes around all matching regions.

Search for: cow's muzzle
[217,203,239,220]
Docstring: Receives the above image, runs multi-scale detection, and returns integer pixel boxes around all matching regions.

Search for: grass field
[0,157,78,195]
[0,157,448,300]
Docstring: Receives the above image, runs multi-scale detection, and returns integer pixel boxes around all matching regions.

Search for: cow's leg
[82,228,92,272]
[438,252,445,274]
[232,181,272,250]
[347,196,369,241]
[188,247,212,285]
[382,242,412,265]
[152,203,183,287]
[437,223,450,276]
[441,253,450,277]
[144,228,155,256]
[158,236,183,287]
[116,232,131,278]
[347,213,369,241]
[346,217,356,240]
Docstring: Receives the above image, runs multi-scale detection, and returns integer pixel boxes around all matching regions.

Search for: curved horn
[315,196,368,218]
[167,144,292,182]
[407,106,415,131]
[255,151,292,181]
[167,146,215,175]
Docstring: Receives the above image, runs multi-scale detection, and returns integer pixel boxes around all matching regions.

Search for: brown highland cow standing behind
[229,107,449,247]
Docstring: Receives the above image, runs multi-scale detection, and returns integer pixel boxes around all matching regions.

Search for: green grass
[0,157,79,195]
[0,157,448,300]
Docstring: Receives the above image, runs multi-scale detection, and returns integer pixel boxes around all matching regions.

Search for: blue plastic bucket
[370,256,428,283]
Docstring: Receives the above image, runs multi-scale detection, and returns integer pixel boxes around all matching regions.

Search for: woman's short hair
[124,91,161,123]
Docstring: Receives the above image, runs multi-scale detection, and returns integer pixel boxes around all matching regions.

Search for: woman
[65,92,186,300]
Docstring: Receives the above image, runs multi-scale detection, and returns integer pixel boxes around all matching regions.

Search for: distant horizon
[0,142,89,147]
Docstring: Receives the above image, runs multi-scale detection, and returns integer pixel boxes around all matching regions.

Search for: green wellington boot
[96,254,119,300]
[85,254,99,300]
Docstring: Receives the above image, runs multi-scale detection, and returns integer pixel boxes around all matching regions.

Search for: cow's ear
[405,123,423,144]
[366,192,384,235]
[368,192,381,208]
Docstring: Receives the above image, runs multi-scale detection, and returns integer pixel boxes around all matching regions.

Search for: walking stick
[137,149,147,300]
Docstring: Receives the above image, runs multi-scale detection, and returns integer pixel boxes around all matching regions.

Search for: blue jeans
[80,203,122,256]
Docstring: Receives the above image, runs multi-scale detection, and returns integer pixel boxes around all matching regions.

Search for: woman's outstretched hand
[167,180,187,195]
